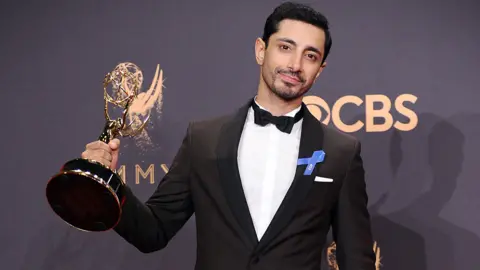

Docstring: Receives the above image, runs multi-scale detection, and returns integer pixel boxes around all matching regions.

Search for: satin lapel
[255,106,325,253]
[216,100,259,247]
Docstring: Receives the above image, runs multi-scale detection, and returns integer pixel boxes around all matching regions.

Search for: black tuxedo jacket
[114,99,376,270]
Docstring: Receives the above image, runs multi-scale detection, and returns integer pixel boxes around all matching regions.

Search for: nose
[287,52,302,72]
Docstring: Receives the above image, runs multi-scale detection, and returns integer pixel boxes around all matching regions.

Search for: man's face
[256,19,327,101]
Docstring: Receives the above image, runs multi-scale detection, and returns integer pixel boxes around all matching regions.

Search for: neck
[255,86,303,116]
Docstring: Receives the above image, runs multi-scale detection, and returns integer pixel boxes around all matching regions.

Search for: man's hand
[81,138,120,170]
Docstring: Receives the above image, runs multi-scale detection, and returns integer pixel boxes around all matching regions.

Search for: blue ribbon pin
[297,150,325,175]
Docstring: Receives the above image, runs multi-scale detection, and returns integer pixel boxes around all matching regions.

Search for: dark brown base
[46,158,125,232]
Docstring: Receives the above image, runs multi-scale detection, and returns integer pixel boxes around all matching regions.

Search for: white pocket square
[314,176,333,182]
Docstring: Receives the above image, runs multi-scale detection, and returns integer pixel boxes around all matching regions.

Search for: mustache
[275,68,305,83]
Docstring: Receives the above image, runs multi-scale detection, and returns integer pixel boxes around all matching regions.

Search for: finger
[108,138,120,150]
[94,158,111,167]
[85,140,106,149]
[81,149,112,162]
[86,141,111,152]
[82,156,111,167]
[94,149,112,161]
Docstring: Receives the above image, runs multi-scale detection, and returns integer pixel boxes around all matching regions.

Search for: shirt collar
[253,96,302,117]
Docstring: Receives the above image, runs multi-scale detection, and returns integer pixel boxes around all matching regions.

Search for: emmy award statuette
[46,62,155,232]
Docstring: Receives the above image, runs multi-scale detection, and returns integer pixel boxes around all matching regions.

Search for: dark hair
[262,2,332,63]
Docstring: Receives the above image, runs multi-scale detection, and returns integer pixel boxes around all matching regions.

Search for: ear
[314,61,327,82]
[255,37,266,65]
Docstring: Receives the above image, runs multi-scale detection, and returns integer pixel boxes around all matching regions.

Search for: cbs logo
[303,94,418,133]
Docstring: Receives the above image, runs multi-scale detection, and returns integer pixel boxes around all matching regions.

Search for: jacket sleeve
[331,140,377,269]
[113,123,195,253]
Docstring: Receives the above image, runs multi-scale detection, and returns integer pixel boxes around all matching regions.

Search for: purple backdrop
[1,0,479,269]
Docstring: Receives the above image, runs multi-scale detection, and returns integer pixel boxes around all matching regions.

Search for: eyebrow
[276,37,322,56]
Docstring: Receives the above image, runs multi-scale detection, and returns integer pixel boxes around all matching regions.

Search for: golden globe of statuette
[45,62,163,232]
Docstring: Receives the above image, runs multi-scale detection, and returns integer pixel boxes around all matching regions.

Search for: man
[82,2,376,269]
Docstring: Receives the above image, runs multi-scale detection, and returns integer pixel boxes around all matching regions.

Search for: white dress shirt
[237,100,303,240]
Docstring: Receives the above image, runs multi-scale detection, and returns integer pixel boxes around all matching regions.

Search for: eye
[279,44,290,50]
[306,53,318,61]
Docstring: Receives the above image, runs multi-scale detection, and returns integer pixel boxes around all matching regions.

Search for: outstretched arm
[332,140,376,269]
[114,123,195,253]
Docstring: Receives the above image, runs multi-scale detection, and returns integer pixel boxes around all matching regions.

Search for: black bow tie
[251,101,304,134]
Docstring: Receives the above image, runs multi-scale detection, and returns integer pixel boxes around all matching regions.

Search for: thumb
[108,138,120,151]
[110,150,119,171]
[108,138,120,170]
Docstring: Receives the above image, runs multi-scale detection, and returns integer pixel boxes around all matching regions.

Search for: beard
[264,67,311,101]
